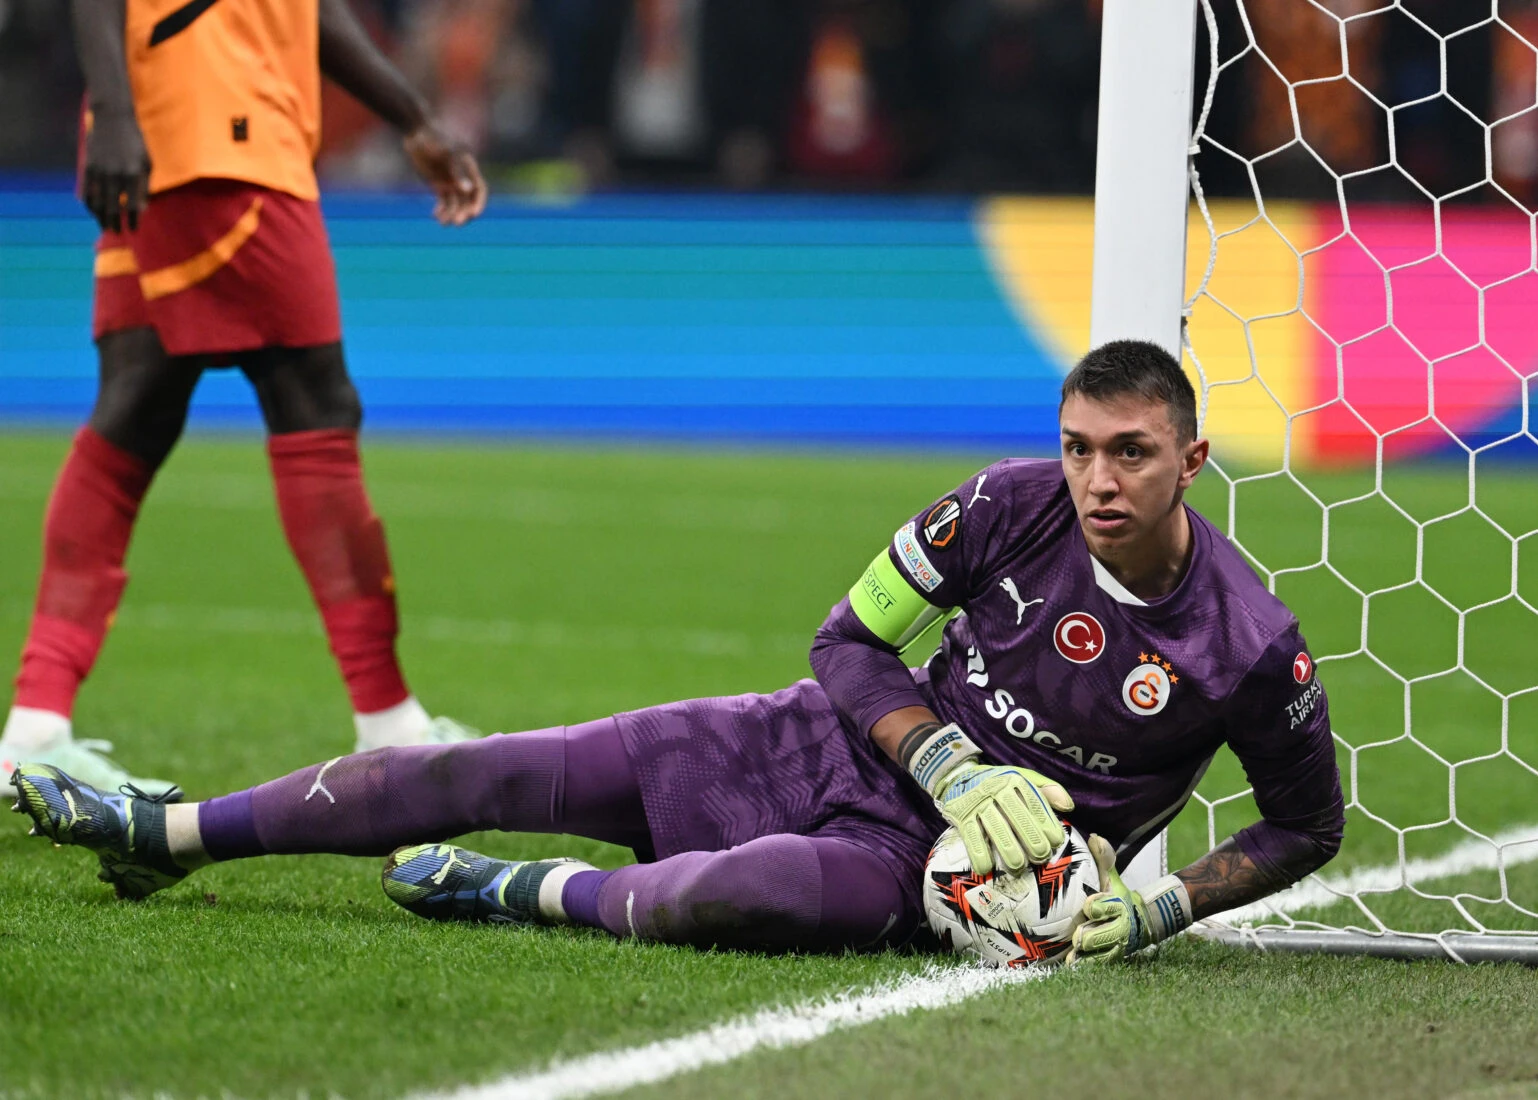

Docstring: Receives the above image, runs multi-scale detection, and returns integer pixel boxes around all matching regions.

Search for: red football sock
[268,428,409,714]
[14,428,154,718]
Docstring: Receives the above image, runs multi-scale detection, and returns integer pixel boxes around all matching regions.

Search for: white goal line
[414,964,1049,1100]
[414,829,1538,1100]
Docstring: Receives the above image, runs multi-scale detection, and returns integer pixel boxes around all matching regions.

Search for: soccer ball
[923,822,1098,968]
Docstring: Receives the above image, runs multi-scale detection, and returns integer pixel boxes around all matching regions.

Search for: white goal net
[1175,0,1538,962]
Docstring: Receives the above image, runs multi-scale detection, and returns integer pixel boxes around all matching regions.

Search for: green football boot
[351,715,482,755]
[10,763,189,900]
[2,738,179,802]
[382,843,591,924]
[421,716,481,744]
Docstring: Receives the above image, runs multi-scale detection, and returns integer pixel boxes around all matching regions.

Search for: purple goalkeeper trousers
[197,718,921,951]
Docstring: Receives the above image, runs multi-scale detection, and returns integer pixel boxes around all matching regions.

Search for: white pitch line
[420,833,1538,1100]
[415,964,1048,1100]
[1217,824,1538,927]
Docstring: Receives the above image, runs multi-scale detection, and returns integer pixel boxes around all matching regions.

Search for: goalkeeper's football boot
[2,737,179,802]
[10,763,189,900]
[382,843,591,924]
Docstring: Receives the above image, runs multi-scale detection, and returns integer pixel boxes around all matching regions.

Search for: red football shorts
[92,178,342,357]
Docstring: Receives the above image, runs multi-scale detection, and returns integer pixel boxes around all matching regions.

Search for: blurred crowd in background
[1,0,1536,204]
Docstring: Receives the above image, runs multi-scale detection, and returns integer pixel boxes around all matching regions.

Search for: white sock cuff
[537,860,597,924]
[353,697,432,749]
[1,707,73,753]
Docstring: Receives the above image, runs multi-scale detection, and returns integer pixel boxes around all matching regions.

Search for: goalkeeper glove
[1067,834,1192,965]
[905,722,1074,875]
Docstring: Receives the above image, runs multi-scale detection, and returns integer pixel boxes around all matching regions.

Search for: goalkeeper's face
[1059,392,1209,565]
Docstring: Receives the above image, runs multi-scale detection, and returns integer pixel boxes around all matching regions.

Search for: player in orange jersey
[1,0,490,795]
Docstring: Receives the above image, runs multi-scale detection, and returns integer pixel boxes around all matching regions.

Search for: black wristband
[896,721,944,770]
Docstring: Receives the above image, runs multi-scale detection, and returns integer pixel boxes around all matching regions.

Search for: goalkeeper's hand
[904,722,1074,875]
[1067,834,1192,966]
[935,762,1075,875]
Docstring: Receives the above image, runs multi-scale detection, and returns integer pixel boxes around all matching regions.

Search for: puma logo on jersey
[968,475,993,508]
[998,577,1042,624]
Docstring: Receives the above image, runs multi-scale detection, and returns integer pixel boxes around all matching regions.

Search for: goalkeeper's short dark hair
[1060,339,1199,444]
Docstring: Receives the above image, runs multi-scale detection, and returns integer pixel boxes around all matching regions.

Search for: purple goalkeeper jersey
[613,458,1342,898]
[810,458,1344,880]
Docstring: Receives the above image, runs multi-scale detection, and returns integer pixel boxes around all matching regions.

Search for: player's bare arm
[316,0,487,225]
[1174,837,1292,919]
[871,706,940,764]
[1073,621,1343,966]
[1067,800,1336,963]
[70,0,149,232]
[1070,814,1335,967]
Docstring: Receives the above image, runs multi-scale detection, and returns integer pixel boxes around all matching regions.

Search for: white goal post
[1089,0,1201,896]
[1093,0,1538,964]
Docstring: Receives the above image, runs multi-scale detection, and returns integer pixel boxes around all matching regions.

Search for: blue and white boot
[381,843,593,924]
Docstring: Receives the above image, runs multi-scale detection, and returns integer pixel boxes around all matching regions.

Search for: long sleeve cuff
[1233,809,1344,887]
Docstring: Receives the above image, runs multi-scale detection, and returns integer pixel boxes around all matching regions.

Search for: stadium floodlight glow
[1094,0,1538,964]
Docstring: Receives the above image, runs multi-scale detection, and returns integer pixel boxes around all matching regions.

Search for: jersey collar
[1083,504,1205,611]
[1091,554,1148,606]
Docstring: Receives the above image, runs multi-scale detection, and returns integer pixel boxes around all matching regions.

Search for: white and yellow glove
[1067,834,1192,965]
[905,723,1074,875]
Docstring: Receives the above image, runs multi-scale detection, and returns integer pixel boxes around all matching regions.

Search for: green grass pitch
[1,431,1535,1100]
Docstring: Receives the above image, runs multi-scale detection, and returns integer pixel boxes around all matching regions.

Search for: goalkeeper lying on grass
[14,340,1343,963]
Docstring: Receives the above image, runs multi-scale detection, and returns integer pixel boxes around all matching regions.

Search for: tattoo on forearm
[895,722,944,770]
[1175,837,1290,921]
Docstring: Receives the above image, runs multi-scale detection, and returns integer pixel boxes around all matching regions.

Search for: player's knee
[303,356,363,430]
[807,838,916,950]
[672,835,823,947]
[247,344,362,434]
[88,400,185,468]
[88,329,196,469]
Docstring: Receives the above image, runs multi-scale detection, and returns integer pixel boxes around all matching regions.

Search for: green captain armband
[849,549,947,651]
